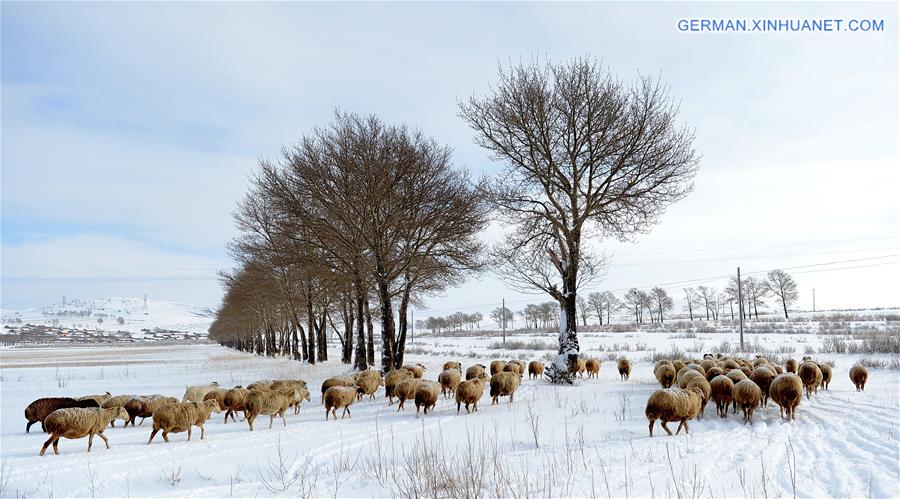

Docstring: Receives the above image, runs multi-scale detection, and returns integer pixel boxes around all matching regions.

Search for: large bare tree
[766,269,799,319]
[461,57,700,382]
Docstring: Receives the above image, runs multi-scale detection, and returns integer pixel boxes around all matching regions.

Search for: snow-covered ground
[1,328,898,498]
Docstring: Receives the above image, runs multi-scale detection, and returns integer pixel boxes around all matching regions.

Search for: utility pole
[502,298,506,346]
[737,267,744,350]
[812,289,816,312]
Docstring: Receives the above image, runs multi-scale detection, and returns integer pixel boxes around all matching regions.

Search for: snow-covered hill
[1,296,214,338]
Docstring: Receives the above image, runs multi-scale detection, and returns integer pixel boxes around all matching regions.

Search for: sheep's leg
[98,432,109,449]
[148,428,159,444]
[26,420,36,433]
[648,420,655,437]
[224,410,230,424]
[87,433,94,452]
[268,415,274,429]
[510,392,514,404]
[343,407,350,419]
[40,434,57,456]
[163,430,170,443]
[324,408,330,421]
[456,402,461,415]
[187,427,192,441]
[139,417,146,426]
[660,421,673,436]
[52,437,60,455]
[675,420,684,435]
[282,412,287,427]
[200,424,206,440]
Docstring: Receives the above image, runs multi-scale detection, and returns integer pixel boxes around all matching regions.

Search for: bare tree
[461,56,700,382]
[490,306,514,329]
[766,269,799,319]
[651,287,674,323]
[683,287,697,321]
[624,288,642,324]
[601,291,620,324]
[745,277,769,319]
[587,292,604,325]
[576,296,589,326]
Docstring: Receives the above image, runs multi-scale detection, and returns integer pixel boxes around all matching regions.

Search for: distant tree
[473,311,483,329]
[745,277,769,319]
[650,287,673,323]
[601,291,620,324]
[683,287,697,321]
[116,316,125,325]
[491,306,514,329]
[624,289,642,324]
[766,269,799,319]
[696,285,716,321]
[96,317,104,326]
[725,277,748,320]
[576,296,589,326]
[587,292,604,325]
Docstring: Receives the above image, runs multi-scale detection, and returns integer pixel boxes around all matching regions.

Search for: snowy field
[1,328,899,498]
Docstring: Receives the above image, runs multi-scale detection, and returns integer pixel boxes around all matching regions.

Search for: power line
[610,235,897,257]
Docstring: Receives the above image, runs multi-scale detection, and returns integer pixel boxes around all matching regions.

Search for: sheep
[725,369,747,385]
[709,375,734,418]
[722,359,739,371]
[324,386,359,420]
[733,379,762,423]
[39,406,130,456]
[770,373,803,420]
[414,381,441,415]
[466,364,487,380]
[123,395,178,427]
[528,361,545,380]
[489,360,508,376]
[270,379,309,392]
[797,361,823,399]
[785,358,798,374]
[616,357,631,381]
[394,378,422,412]
[752,357,769,368]
[385,369,414,404]
[321,376,357,402]
[202,388,229,411]
[678,369,704,389]
[443,361,462,371]
[672,360,686,372]
[504,360,526,378]
[222,387,250,423]
[587,359,603,379]
[750,366,776,407]
[818,363,832,390]
[102,395,135,427]
[182,382,220,402]
[355,370,384,401]
[704,366,724,383]
[290,386,312,414]
[508,360,527,377]
[770,363,784,375]
[455,375,488,414]
[654,359,673,372]
[24,397,100,433]
[438,368,462,399]
[686,363,706,376]
[699,359,716,373]
[247,380,275,391]
[645,387,704,436]
[244,388,301,430]
[402,363,427,379]
[850,364,868,391]
[574,357,587,378]
[655,364,677,389]
[685,376,711,419]
[77,392,112,406]
[148,400,221,444]
[490,371,520,405]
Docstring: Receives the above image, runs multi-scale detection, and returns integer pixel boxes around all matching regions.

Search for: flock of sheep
[22,354,870,455]
[645,354,870,437]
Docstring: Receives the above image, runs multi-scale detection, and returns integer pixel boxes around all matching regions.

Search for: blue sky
[2,1,897,313]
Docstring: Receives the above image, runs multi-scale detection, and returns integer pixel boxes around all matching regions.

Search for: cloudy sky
[2,2,897,317]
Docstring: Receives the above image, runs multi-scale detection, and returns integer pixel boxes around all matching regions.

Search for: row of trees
[208,113,489,372]
[418,312,484,333]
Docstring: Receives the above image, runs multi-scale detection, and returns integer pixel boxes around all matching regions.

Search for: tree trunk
[375,265,396,374]
[548,262,578,384]
[783,298,789,319]
[316,309,327,362]
[364,299,375,365]
[395,285,411,369]
[353,280,368,371]
[341,299,354,364]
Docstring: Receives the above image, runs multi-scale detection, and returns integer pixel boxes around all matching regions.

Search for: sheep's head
[112,406,129,422]
[299,388,311,402]
[206,399,222,412]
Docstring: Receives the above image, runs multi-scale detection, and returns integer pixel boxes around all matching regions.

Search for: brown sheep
[456,375,488,414]
[586,359,603,380]
[323,386,359,420]
[289,386,312,415]
[770,373,803,420]
[785,358,798,374]
[321,376,357,402]
[704,366,724,383]
[465,364,487,380]
[443,361,462,371]
[102,395,135,427]
[124,396,178,427]
[246,380,274,391]
[244,388,303,430]
[573,357,587,378]
[438,368,462,399]
[725,369,747,385]
[752,357,769,368]
[402,363,427,379]
[770,363,784,375]
[528,361,545,380]
[489,372,520,405]
[678,370,704,389]
[733,379,762,423]
[750,366,776,407]
[645,387,704,436]
[672,360,687,373]
[709,375,734,418]
[40,406,129,456]
[25,397,100,433]
[222,387,249,423]
[505,360,526,377]
[686,363,706,376]
[490,360,508,376]
[685,376,711,419]
[614,358,629,380]
[148,400,221,444]
[384,369,414,403]
[797,361,823,399]
[699,359,716,373]
[655,364,676,389]
[414,381,441,415]
[850,364,868,391]
[76,392,112,406]
[202,388,229,411]
[722,359,740,371]
[654,359,673,373]
[394,378,422,412]
[354,370,384,401]
[818,363,833,390]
